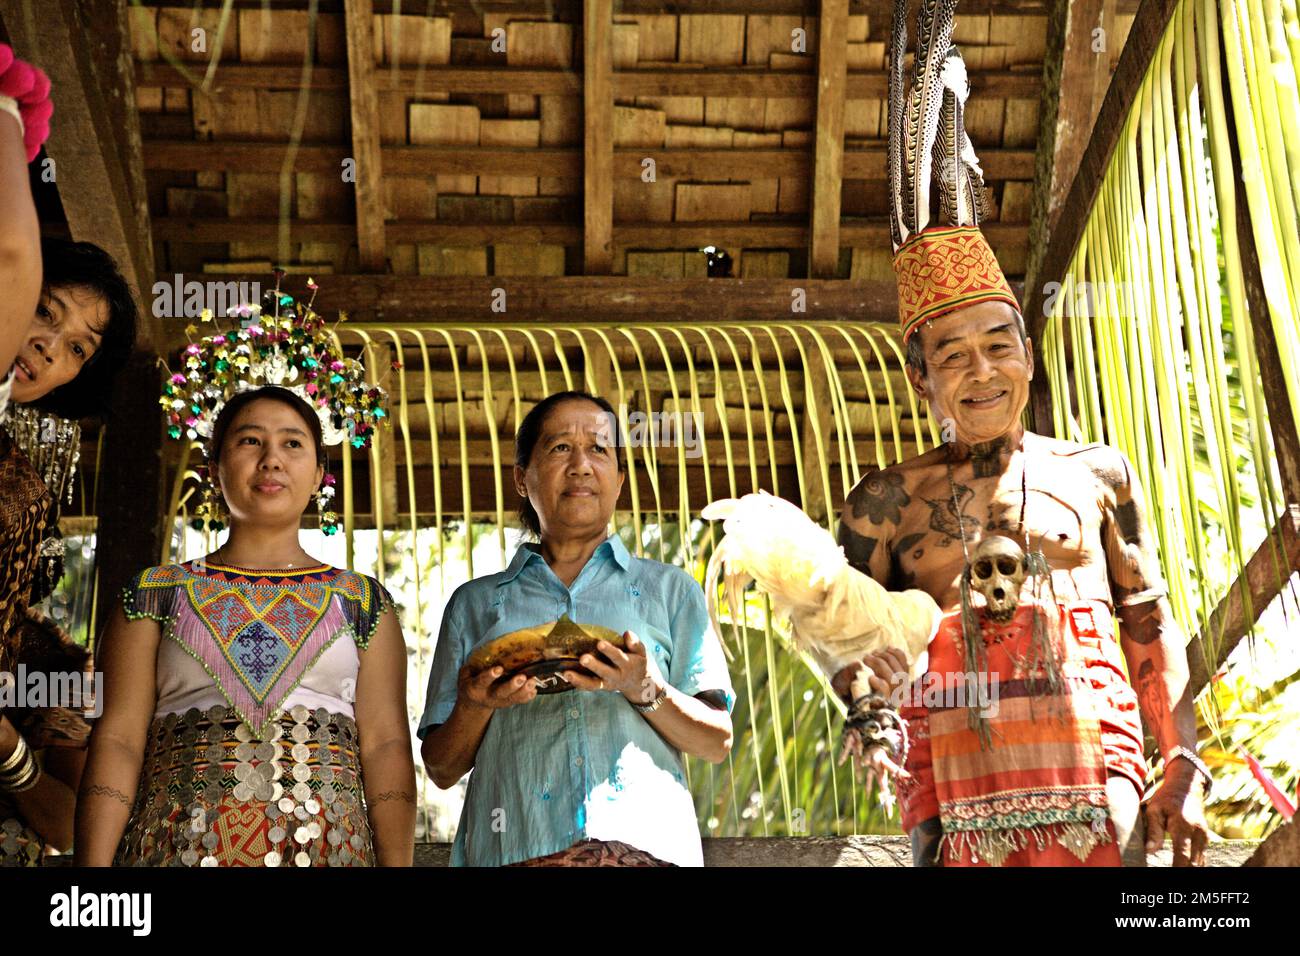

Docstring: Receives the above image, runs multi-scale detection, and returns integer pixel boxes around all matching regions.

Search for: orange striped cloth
[898,600,1145,866]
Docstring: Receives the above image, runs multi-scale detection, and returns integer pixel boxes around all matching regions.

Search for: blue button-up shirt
[417,535,734,867]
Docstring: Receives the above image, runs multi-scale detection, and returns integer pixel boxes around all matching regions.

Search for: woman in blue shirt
[419,391,734,866]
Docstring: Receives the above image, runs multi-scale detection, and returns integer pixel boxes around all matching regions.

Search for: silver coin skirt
[115,705,375,867]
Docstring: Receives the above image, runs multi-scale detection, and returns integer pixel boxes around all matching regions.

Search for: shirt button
[574,757,584,768]
[569,708,580,719]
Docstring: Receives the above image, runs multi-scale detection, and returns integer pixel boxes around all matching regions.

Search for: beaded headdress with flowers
[160,274,391,535]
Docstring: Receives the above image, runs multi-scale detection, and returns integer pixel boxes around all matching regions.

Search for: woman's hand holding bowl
[563,630,664,706]
[457,664,538,712]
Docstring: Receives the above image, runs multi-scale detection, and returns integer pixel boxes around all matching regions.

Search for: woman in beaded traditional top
[74,386,416,867]
[0,237,138,866]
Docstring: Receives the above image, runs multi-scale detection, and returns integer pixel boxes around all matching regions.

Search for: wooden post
[1023,0,1181,434]
[344,0,388,272]
[1024,0,1115,432]
[1185,506,1300,696]
[1234,188,1300,509]
[1217,37,1300,508]
[92,355,167,638]
[809,0,848,278]
[583,0,613,274]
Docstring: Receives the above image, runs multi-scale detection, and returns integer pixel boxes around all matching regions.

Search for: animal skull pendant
[967,535,1027,623]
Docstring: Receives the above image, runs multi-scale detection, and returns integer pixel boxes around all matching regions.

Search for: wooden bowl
[467,616,625,694]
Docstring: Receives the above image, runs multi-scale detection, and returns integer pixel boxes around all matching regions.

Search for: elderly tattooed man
[825,0,1210,868]
[832,299,1210,868]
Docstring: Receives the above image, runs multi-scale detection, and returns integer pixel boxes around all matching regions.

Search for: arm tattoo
[887,533,926,591]
[1134,659,1164,724]
[1119,601,1164,645]
[847,470,910,524]
[1087,459,1125,490]
[1114,499,1142,545]
[837,523,878,572]
[370,790,415,804]
[82,784,132,808]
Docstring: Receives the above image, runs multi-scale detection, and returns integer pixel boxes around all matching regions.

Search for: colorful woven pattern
[892,224,1021,343]
[124,562,389,736]
[898,600,1143,867]
[509,839,673,867]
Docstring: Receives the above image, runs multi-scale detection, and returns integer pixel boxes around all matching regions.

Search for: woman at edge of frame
[0,233,138,863]
[419,390,735,867]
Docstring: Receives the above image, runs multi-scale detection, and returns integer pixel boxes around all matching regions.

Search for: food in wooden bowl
[467,615,626,694]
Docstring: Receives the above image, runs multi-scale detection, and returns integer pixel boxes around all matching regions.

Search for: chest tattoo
[922,481,981,546]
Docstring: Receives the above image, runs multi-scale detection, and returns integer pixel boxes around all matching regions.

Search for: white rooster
[702,491,941,798]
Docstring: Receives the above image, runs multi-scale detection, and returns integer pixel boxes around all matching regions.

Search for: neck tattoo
[969,437,1009,479]
[947,456,1030,556]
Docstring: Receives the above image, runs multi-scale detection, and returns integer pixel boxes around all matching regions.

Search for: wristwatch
[631,683,668,714]
[1166,745,1212,791]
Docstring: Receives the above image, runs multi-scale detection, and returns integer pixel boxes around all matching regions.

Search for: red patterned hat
[887,0,1020,343]
[893,225,1021,343]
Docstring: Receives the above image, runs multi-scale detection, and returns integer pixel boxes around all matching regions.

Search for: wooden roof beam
[137,62,1045,99]
[129,0,1140,17]
[150,275,909,326]
[344,0,386,271]
[809,0,848,278]
[149,216,1028,253]
[1186,506,1300,699]
[583,0,614,274]
[143,141,1038,180]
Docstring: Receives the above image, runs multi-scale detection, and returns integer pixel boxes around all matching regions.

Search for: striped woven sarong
[899,600,1145,866]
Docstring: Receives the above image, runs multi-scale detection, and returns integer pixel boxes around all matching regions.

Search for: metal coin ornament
[467,615,626,694]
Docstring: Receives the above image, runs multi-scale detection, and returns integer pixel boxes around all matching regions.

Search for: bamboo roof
[14,0,1138,523]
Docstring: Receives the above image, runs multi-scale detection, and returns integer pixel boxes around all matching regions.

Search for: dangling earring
[192,468,227,532]
[317,472,339,535]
